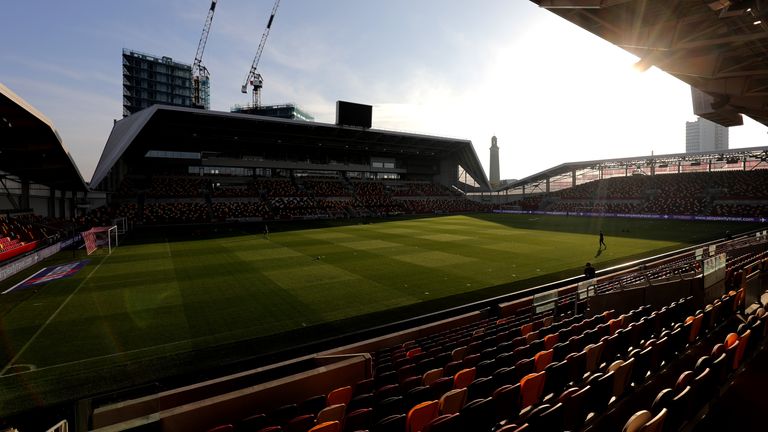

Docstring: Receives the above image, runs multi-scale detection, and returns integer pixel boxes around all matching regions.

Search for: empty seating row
[206,289,754,432]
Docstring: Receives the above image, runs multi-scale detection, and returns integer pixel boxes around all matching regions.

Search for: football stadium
[3,1,768,431]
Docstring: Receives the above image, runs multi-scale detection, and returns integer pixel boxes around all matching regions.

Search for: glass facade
[122,49,194,117]
[197,76,211,110]
[371,158,396,169]
[230,104,315,121]
[188,166,254,176]
[146,150,201,160]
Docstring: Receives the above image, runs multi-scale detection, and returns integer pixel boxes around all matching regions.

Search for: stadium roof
[91,105,490,190]
[499,145,768,192]
[532,0,768,128]
[0,83,87,191]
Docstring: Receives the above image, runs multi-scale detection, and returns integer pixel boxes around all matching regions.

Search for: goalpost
[81,226,119,255]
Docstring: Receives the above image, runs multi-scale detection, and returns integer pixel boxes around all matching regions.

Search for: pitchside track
[0,214,762,414]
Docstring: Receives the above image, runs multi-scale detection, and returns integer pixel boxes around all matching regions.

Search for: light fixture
[633,58,652,72]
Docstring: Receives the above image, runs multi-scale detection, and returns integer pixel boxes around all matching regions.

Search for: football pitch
[0,213,761,414]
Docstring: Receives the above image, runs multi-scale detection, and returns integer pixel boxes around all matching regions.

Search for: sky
[2,0,767,183]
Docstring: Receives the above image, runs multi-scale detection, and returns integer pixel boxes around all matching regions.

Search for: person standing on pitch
[263,224,269,240]
[599,230,606,249]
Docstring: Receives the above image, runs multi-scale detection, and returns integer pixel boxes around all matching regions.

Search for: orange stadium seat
[452,368,475,390]
[308,421,340,432]
[326,386,353,407]
[520,372,546,409]
[406,400,439,432]
[534,349,553,372]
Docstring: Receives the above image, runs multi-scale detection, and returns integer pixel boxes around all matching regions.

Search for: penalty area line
[2,268,46,295]
[0,256,109,376]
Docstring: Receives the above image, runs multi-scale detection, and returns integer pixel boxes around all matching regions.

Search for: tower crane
[241,0,281,107]
[192,0,218,109]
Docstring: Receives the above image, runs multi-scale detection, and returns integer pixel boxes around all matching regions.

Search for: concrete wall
[589,275,704,316]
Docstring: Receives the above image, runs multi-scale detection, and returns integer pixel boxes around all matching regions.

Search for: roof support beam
[634,50,721,78]
[676,31,768,50]
[624,30,768,51]
[690,76,749,96]
[575,9,623,35]
[538,0,633,8]
[616,23,717,51]
[715,68,768,79]
[716,55,764,75]
[746,81,768,95]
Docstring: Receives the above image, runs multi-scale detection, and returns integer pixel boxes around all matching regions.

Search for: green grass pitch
[0,213,762,414]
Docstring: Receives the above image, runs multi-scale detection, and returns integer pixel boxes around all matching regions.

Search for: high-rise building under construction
[122,49,205,117]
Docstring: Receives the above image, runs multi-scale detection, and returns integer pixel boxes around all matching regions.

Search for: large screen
[336,101,372,129]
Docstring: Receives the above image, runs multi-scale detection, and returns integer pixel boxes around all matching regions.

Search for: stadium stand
[504,169,768,218]
[5,82,768,432]
[0,216,67,263]
[109,174,493,225]
[105,165,768,227]
[6,124,768,432]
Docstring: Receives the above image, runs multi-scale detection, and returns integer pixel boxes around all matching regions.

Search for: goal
[81,226,119,255]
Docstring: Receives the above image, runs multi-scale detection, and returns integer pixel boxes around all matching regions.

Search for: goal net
[111,217,128,235]
[81,226,118,255]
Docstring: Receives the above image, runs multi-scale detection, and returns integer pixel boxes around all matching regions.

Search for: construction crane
[241,0,281,108]
[192,0,218,109]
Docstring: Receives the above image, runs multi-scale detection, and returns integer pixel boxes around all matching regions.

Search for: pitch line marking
[0,321,279,376]
[0,314,302,376]
[0,339,192,377]
[2,268,46,294]
[0,256,108,376]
